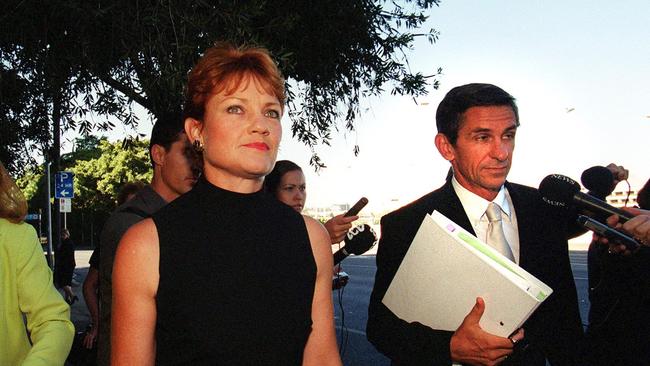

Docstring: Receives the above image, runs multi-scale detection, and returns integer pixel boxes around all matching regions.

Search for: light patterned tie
[486,202,515,262]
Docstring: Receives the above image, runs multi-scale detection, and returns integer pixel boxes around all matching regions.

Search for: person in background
[115,181,146,207]
[635,177,650,210]
[0,160,75,365]
[264,160,357,289]
[586,176,650,365]
[264,160,359,243]
[82,181,145,351]
[111,42,341,365]
[97,112,197,366]
[367,83,584,365]
[55,227,77,305]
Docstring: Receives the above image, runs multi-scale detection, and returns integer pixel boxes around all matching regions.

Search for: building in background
[607,189,638,208]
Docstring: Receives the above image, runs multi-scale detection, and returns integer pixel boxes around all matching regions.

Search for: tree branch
[96,74,152,111]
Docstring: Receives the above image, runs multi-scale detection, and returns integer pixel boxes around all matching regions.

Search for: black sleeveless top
[152,177,316,365]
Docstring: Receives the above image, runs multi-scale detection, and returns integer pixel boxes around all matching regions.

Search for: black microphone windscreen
[343,224,378,255]
[539,174,581,208]
[581,166,614,199]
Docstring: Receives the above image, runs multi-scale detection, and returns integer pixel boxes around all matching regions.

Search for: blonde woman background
[0,160,74,365]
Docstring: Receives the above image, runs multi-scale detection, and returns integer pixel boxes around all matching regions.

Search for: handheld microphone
[333,224,378,265]
[539,174,634,223]
[344,197,369,217]
[580,166,614,199]
[577,215,639,250]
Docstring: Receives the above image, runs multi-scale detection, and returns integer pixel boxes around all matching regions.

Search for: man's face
[436,105,518,201]
[155,136,197,201]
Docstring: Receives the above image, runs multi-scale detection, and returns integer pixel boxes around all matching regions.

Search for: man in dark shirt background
[97,111,198,366]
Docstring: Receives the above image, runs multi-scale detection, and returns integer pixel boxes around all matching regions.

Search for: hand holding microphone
[325,215,359,244]
[577,215,639,252]
[325,197,368,244]
[593,208,649,255]
[606,207,650,246]
[605,163,629,186]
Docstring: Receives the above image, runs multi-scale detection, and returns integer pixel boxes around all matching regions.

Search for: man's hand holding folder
[382,211,551,365]
[450,298,525,365]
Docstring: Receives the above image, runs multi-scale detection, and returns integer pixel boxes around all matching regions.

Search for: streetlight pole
[46,161,54,270]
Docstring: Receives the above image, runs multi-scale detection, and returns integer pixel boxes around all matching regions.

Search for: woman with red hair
[111,43,341,365]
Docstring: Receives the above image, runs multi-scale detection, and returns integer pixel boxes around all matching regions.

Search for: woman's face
[191,76,283,191]
[276,169,306,212]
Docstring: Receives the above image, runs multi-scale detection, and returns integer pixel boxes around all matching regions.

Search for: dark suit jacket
[367,180,584,366]
[585,242,650,365]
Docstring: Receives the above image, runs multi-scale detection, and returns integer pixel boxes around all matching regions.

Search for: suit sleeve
[367,214,454,365]
[17,225,75,366]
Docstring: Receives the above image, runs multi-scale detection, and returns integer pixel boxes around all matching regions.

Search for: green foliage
[16,136,151,246]
[15,167,43,201]
[17,136,151,210]
[71,139,151,212]
[1,0,442,173]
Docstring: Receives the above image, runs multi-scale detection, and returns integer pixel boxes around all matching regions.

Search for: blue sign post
[54,172,74,199]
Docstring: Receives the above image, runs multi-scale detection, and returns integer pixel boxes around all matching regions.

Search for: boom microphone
[539,174,634,223]
[581,166,614,199]
[333,224,378,265]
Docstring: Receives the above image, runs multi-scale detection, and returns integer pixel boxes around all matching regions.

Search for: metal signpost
[60,198,71,227]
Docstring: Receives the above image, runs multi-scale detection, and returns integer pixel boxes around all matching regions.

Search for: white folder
[382,210,552,337]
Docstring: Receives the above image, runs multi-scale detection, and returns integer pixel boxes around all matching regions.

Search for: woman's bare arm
[111,219,159,365]
[301,216,343,366]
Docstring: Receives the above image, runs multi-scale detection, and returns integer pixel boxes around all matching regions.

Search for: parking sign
[54,172,74,198]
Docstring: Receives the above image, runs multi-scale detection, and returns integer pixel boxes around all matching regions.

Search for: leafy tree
[15,166,43,203]
[1,0,442,173]
[17,136,151,246]
[71,139,151,212]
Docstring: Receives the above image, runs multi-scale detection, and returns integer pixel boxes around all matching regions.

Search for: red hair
[184,42,286,121]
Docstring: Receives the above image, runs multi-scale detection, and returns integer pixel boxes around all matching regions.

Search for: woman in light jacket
[0,160,74,365]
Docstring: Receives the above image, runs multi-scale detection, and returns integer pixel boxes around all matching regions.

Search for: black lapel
[431,180,477,236]
[505,182,532,267]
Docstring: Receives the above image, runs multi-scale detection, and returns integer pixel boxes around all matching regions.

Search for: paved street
[69,249,591,365]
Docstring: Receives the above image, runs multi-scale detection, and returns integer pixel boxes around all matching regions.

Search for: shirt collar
[451,175,511,220]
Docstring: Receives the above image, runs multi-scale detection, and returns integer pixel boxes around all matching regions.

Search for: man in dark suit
[367,83,584,365]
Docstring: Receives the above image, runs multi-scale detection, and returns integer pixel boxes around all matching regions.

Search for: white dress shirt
[451,176,521,264]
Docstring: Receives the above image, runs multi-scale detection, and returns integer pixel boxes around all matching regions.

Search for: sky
[68,1,650,212]
[276,0,650,211]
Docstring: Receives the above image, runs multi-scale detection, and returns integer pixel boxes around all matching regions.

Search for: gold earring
[193,140,204,152]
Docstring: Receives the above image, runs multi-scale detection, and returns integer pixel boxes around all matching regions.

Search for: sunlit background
[63,0,650,215]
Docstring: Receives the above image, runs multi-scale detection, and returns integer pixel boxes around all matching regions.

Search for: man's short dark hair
[436,83,519,145]
[149,110,185,167]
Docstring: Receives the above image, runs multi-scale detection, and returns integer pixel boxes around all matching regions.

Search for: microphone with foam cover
[539,174,634,223]
[580,166,614,199]
[333,224,378,265]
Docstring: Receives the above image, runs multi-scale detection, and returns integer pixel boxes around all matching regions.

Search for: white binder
[382,210,552,337]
